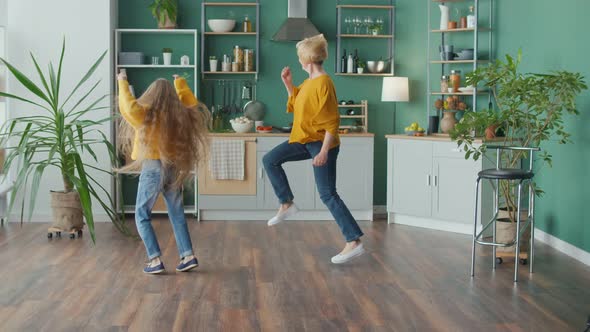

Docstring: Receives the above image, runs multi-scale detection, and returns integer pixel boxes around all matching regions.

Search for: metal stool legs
[470,177,482,277]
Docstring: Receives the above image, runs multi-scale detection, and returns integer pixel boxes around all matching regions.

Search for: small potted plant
[356,59,366,74]
[209,55,218,72]
[369,23,381,35]
[149,0,178,29]
[162,47,173,65]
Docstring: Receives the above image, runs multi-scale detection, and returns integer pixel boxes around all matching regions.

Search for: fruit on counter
[434,98,444,110]
[458,101,467,111]
[256,125,273,131]
[404,122,425,132]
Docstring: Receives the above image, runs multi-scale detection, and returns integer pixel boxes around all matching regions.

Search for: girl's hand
[173,74,180,80]
[312,150,328,167]
[117,71,127,81]
[281,67,292,85]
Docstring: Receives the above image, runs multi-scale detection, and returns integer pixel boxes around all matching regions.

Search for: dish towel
[209,139,245,180]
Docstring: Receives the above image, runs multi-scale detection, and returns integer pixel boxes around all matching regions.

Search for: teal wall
[119,0,589,252]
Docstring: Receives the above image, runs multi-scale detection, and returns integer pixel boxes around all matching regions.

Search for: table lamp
[381,77,409,134]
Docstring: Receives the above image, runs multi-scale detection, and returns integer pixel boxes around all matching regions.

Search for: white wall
[6,0,113,221]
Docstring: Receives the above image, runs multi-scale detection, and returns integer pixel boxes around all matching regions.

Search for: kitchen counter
[386,133,502,144]
[210,132,375,138]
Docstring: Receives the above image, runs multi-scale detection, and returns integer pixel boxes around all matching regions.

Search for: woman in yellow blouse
[262,34,365,264]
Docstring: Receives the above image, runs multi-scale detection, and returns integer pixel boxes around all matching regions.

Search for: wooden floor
[0,218,589,331]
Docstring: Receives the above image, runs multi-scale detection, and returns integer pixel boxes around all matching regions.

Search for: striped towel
[209,139,245,180]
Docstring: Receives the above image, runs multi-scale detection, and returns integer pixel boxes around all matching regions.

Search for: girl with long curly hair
[118,71,210,274]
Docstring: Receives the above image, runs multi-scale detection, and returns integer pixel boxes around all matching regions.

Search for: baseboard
[373,205,387,219]
[7,213,112,223]
[200,210,373,221]
[388,213,473,235]
[535,229,590,266]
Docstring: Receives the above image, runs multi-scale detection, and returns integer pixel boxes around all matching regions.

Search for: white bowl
[230,120,253,133]
[207,19,236,33]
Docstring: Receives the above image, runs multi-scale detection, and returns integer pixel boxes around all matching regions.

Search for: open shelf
[432,0,466,2]
[116,29,197,34]
[430,60,489,64]
[335,73,393,76]
[117,65,196,68]
[204,32,257,35]
[340,115,366,119]
[431,27,490,33]
[337,5,394,9]
[430,91,488,96]
[202,71,257,74]
[339,34,394,39]
[338,104,365,108]
[203,2,257,6]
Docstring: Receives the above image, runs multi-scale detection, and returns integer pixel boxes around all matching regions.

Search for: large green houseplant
[451,51,587,223]
[0,40,130,242]
[149,0,178,29]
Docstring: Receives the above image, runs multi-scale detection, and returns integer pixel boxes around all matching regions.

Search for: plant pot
[50,191,84,232]
[440,111,457,133]
[209,59,218,72]
[496,218,530,253]
[163,52,172,66]
[498,207,528,222]
[370,29,379,36]
[357,67,364,74]
[157,11,176,29]
[485,125,498,140]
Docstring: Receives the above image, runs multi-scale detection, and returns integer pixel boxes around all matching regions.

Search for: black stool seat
[478,168,534,180]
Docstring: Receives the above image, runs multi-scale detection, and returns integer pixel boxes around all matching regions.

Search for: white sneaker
[331,243,365,264]
[267,203,299,226]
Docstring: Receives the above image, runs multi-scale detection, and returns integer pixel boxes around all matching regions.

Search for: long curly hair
[118,78,210,189]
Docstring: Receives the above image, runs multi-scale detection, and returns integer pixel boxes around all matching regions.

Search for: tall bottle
[347,53,354,74]
[341,49,347,73]
[467,6,476,28]
[353,49,359,73]
[243,15,252,32]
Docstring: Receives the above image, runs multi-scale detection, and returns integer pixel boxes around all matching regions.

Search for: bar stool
[470,146,540,282]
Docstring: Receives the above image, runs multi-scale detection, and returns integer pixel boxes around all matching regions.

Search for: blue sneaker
[176,257,199,272]
[143,262,165,274]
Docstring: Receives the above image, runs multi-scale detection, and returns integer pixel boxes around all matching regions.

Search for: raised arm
[173,75,198,108]
[117,71,146,128]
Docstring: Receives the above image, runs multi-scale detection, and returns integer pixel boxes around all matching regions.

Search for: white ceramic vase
[439,4,449,30]
[163,52,172,66]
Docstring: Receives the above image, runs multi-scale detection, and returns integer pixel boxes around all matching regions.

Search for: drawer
[433,141,475,159]
[257,137,289,151]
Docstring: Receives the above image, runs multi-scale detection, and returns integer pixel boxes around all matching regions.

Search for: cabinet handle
[259,168,263,179]
[427,174,431,186]
[434,175,438,187]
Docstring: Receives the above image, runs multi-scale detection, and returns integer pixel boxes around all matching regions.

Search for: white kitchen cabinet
[314,137,374,212]
[387,136,489,234]
[199,134,374,221]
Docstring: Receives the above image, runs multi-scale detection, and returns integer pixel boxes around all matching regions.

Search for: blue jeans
[262,141,364,242]
[135,160,194,260]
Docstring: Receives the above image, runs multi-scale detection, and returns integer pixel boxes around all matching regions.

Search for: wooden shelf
[430,91,488,96]
[430,60,489,64]
[116,29,197,34]
[203,2,258,6]
[431,27,490,33]
[339,34,393,39]
[432,0,466,2]
[204,32,257,35]
[340,115,365,119]
[117,65,196,68]
[335,73,393,76]
[338,104,365,108]
[337,5,394,9]
[202,71,257,74]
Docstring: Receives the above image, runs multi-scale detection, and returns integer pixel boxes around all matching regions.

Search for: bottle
[450,70,461,93]
[243,15,252,32]
[233,45,244,71]
[467,6,476,29]
[353,49,359,73]
[341,49,347,73]
[347,54,354,74]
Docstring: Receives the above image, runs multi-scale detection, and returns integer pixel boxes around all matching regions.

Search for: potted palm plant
[0,39,131,242]
[149,0,178,29]
[451,51,586,253]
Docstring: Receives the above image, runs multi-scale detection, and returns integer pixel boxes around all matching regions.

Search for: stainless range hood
[272,0,321,42]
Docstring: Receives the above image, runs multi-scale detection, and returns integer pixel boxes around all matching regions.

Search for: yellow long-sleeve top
[287,75,340,148]
[118,78,198,160]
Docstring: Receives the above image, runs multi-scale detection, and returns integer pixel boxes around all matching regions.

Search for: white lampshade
[381,77,409,102]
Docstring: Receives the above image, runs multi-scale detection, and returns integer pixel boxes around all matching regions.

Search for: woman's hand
[117,71,127,81]
[281,66,292,86]
[312,149,329,167]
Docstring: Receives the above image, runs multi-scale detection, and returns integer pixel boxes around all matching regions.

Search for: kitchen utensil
[244,100,266,120]
[272,126,292,133]
[366,60,390,73]
[242,81,252,101]
[207,19,236,32]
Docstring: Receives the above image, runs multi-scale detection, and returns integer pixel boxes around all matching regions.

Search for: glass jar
[244,49,254,72]
[450,70,461,93]
[440,75,449,93]
[233,45,244,71]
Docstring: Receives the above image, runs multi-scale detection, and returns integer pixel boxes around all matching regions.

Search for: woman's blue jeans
[135,160,194,260]
[262,141,364,242]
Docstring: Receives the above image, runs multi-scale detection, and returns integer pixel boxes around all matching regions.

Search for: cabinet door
[314,138,373,211]
[257,152,315,210]
[391,140,433,217]
[432,157,480,223]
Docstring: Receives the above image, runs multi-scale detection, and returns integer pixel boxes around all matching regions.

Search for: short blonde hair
[296,34,328,64]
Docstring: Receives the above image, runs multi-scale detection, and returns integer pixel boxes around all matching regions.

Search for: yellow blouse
[118,78,198,160]
[287,75,340,148]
